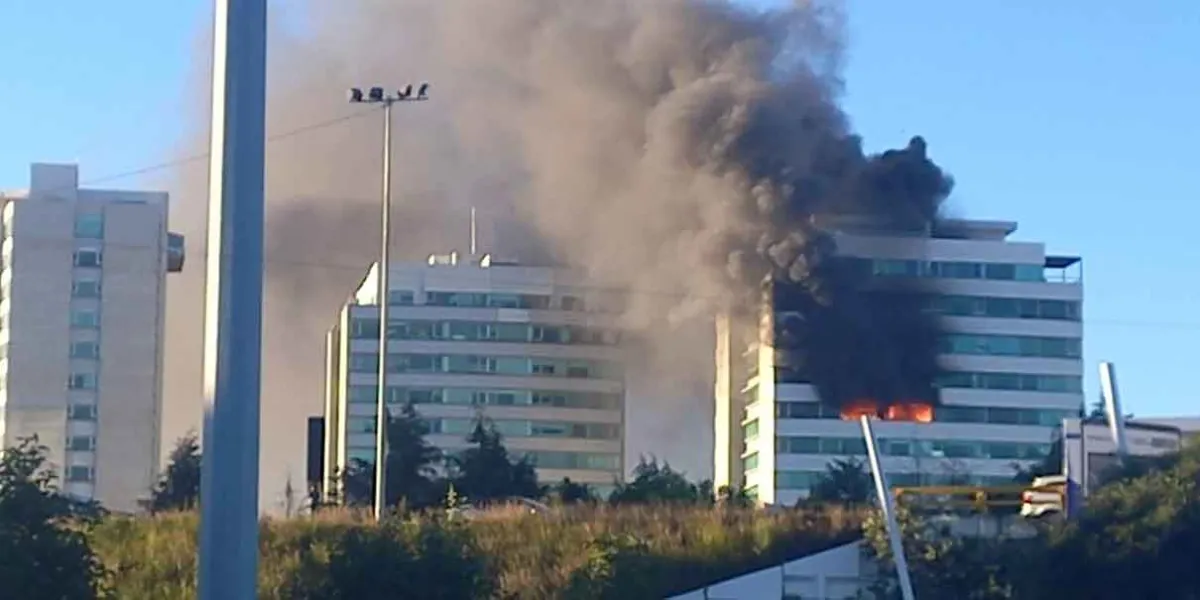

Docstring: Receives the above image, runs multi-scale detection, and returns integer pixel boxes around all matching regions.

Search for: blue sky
[1,1,1197,419]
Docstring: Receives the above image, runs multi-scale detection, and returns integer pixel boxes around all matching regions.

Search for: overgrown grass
[90,504,863,599]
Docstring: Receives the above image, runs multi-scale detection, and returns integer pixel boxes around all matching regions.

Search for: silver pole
[198,0,266,597]
[372,100,394,521]
[1099,362,1129,460]
[861,415,916,600]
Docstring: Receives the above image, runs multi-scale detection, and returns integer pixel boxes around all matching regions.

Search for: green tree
[1015,444,1200,599]
[334,404,444,511]
[146,432,201,513]
[381,402,443,509]
[549,477,596,504]
[807,457,872,505]
[339,459,374,507]
[608,458,710,505]
[447,420,542,503]
[863,503,1023,600]
[0,436,108,599]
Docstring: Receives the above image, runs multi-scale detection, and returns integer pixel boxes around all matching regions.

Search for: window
[775,470,823,490]
[68,404,97,421]
[67,466,93,482]
[70,340,99,360]
[940,334,1081,359]
[349,317,379,339]
[70,308,100,329]
[74,213,104,239]
[742,419,760,440]
[348,417,375,434]
[348,353,378,373]
[388,290,414,305]
[73,248,102,268]
[71,280,101,298]
[68,372,97,390]
[347,385,377,404]
[742,452,760,472]
[561,295,585,311]
[68,436,95,451]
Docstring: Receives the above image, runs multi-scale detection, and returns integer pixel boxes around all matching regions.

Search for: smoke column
[163,0,952,503]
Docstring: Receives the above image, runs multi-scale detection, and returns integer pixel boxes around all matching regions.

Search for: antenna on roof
[470,206,478,258]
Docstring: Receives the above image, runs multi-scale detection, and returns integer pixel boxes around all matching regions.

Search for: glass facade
[857,258,1047,282]
[349,317,619,345]
[346,352,621,379]
[941,333,1081,359]
[424,291,552,310]
[937,371,1083,393]
[345,385,620,410]
[775,436,1051,460]
[776,469,1016,490]
[776,401,1075,426]
[347,416,620,440]
[932,295,1080,321]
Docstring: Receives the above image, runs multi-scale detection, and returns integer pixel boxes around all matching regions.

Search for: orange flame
[885,402,935,423]
[839,399,879,421]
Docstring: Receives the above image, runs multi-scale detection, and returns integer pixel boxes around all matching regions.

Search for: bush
[89,504,862,599]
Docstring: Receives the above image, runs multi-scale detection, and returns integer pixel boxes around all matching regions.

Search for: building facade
[322,254,626,500]
[0,163,183,512]
[716,219,1084,506]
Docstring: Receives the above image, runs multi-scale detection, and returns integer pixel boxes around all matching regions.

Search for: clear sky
[1,1,1196,422]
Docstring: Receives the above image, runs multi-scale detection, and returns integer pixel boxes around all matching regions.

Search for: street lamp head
[398,84,414,99]
[348,87,364,103]
[417,83,430,99]
[368,87,385,102]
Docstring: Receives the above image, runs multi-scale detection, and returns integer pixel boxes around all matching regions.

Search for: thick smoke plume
[165,0,951,501]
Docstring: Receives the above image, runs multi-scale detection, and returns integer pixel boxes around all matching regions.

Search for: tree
[807,458,872,505]
[339,459,374,507]
[334,404,444,511]
[0,436,108,598]
[381,402,443,509]
[608,458,710,505]
[447,420,542,504]
[549,478,597,504]
[146,432,201,513]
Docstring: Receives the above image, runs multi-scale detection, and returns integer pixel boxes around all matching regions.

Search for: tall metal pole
[372,100,394,521]
[1099,361,1129,461]
[861,415,916,600]
[198,0,266,598]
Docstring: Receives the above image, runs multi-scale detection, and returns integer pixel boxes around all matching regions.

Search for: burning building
[715,218,1084,505]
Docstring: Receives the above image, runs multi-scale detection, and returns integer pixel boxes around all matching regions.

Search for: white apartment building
[716,219,1084,506]
[0,163,183,512]
[322,254,626,499]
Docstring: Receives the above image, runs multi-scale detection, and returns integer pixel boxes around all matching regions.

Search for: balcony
[1044,255,1081,284]
[167,232,185,273]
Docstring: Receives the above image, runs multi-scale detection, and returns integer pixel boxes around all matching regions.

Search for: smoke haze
[163,0,951,506]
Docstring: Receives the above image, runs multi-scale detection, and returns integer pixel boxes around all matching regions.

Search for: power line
[6,109,380,196]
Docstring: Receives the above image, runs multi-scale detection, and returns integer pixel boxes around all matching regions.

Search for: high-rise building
[321,253,626,500]
[0,163,184,512]
[715,219,1083,506]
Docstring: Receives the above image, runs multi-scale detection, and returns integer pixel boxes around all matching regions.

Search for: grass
[89,503,863,599]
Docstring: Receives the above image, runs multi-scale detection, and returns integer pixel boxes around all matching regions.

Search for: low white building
[0,163,183,512]
[668,541,875,600]
[322,254,626,498]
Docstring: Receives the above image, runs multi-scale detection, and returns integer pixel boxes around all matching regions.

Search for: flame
[840,399,879,421]
[885,402,934,423]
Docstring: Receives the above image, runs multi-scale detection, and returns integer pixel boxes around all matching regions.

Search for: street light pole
[198,0,266,598]
[348,84,429,521]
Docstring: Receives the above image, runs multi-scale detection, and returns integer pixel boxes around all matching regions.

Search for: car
[1020,474,1066,519]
